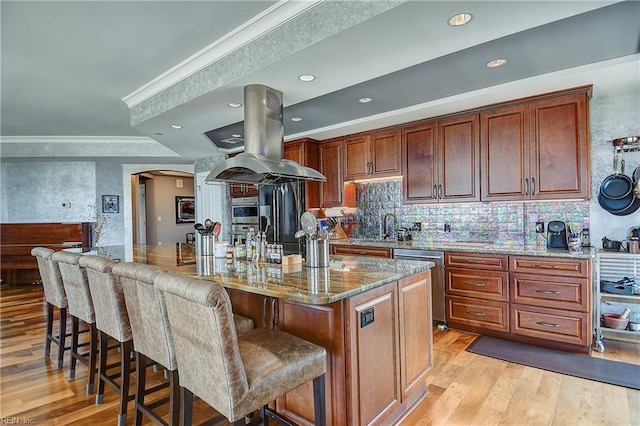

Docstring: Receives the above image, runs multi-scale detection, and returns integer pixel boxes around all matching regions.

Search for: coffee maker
[547,221,570,249]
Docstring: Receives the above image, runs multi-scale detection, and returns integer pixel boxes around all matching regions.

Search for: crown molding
[0,135,159,144]
[122,0,322,109]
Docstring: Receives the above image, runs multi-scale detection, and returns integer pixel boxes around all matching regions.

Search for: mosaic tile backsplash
[346,178,590,246]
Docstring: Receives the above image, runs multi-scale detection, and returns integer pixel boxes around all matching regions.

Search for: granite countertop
[330,238,596,259]
[128,243,434,305]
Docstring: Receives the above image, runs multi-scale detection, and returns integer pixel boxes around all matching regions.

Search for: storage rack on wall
[593,251,640,352]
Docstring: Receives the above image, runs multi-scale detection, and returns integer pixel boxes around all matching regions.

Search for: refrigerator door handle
[273,188,280,243]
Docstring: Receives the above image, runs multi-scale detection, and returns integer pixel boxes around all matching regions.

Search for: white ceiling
[1,1,639,164]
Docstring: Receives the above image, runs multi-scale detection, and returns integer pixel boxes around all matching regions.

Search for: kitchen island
[123,243,435,426]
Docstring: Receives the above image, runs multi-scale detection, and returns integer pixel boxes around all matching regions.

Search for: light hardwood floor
[1,284,639,425]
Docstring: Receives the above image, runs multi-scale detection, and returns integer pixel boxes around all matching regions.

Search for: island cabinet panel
[319,138,346,207]
[277,300,346,426]
[346,281,401,426]
[284,138,321,209]
[480,87,590,201]
[398,271,432,402]
[226,289,280,329]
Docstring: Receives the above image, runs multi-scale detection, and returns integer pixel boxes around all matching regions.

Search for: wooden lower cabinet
[510,304,589,346]
[331,245,393,258]
[227,270,432,425]
[447,295,509,332]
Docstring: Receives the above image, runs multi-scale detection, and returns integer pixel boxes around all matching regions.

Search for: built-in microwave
[231,196,259,226]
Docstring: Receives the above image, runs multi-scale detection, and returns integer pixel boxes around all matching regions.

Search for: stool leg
[181,387,194,426]
[313,374,326,426]
[169,370,180,426]
[44,303,54,358]
[134,352,147,426]
[69,316,79,379]
[118,340,133,426]
[57,307,67,369]
[96,331,108,404]
[86,323,98,395]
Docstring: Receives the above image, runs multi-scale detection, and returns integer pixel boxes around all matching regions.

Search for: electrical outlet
[535,221,545,233]
[411,222,422,231]
[444,222,451,233]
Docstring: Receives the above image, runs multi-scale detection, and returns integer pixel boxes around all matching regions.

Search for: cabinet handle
[534,264,558,269]
[464,259,486,264]
[465,282,486,287]
[369,161,374,175]
[263,298,271,325]
[272,298,280,327]
[536,321,560,328]
[465,310,486,317]
[531,177,536,196]
[535,289,560,295]
[524,178,529,196]
[438,184,443,200]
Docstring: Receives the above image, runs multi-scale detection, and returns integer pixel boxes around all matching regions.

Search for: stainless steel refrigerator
[258,182,305,255]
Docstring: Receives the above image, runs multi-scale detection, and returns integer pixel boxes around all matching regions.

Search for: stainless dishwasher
[393,249,446,328]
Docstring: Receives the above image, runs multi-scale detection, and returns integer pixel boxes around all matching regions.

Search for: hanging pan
[598,191,640,216]
[599,156,633,200]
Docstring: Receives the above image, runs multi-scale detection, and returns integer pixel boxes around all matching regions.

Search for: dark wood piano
[1,222,91,285]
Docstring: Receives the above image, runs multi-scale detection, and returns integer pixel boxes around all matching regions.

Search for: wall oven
[231,196,259,239]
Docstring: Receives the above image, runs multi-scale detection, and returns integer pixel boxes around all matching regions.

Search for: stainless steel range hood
[206,84,326,185]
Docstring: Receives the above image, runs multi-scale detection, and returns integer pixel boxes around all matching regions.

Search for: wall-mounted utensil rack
[612,136,640,153]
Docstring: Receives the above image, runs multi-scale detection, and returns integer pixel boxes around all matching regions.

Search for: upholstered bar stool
[112,262,178,426]
[51,250,98,394]
[154,272,327,426]
[31,247,69,369]
[78,255,134,426]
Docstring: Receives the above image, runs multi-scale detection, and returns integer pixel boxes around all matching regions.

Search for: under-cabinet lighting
[351,175,402,184]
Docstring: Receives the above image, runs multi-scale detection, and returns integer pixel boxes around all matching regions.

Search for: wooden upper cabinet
[437,113,480,202]
[402,122,437,203]
[481,104,529,200]
[319,138,345,207]
[403,114,479,204]
[344,130,401,181]
[481,88,590,201]
[284,138,320,209]
[529,92,590,200]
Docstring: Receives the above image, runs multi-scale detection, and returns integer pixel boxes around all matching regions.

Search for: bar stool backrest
[154,272,249,420]
[31,247,67,309]
[78,255,132,342]
[112,262,177,371]
[51,251,95,324]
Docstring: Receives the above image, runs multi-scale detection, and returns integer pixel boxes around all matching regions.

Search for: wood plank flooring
[1,284,639,425]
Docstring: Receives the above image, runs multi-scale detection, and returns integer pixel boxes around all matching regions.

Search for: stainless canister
[306,238,329,268]
[199,234,214,256]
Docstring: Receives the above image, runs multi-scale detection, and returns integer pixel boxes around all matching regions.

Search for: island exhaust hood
[206,84,326,185]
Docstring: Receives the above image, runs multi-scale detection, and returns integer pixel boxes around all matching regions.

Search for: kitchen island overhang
[130,243,435,425]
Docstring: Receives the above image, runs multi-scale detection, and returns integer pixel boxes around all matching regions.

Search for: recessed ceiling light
[228,102,242,108]
[448,13,472,26]
[298,74,316,82]
[486,58,507,68]
[291,117,303,122]
[358,97,373,103]
[169,124,183,129]
[231,133,242,138]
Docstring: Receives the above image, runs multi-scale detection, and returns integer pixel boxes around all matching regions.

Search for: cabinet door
[343,135,370,181]
[481,104,529,201]
[437,113,480,202]
[319,139,345,207]
[285,139,321,209]
[402,122,438,203]
[371,130,401,177]
[529,93,590,199]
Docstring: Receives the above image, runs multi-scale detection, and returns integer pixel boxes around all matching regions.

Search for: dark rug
[466,335,640,390]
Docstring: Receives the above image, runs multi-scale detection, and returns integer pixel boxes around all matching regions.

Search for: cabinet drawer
[446,268,508,301]
[446,295,509,332]
[510,304,589,346]
[509,256,590,278]
[332,245,392,258]
[445,252,508,271]
[510,273,589,312]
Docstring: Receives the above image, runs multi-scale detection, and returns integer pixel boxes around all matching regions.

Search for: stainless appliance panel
[393,248,446,326]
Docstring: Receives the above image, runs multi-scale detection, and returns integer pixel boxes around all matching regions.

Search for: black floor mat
[466,335,640,390]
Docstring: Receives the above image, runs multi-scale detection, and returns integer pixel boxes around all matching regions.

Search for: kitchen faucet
[379,212,397,240]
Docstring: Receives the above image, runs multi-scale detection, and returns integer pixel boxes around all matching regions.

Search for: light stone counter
[129,243,433,305]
